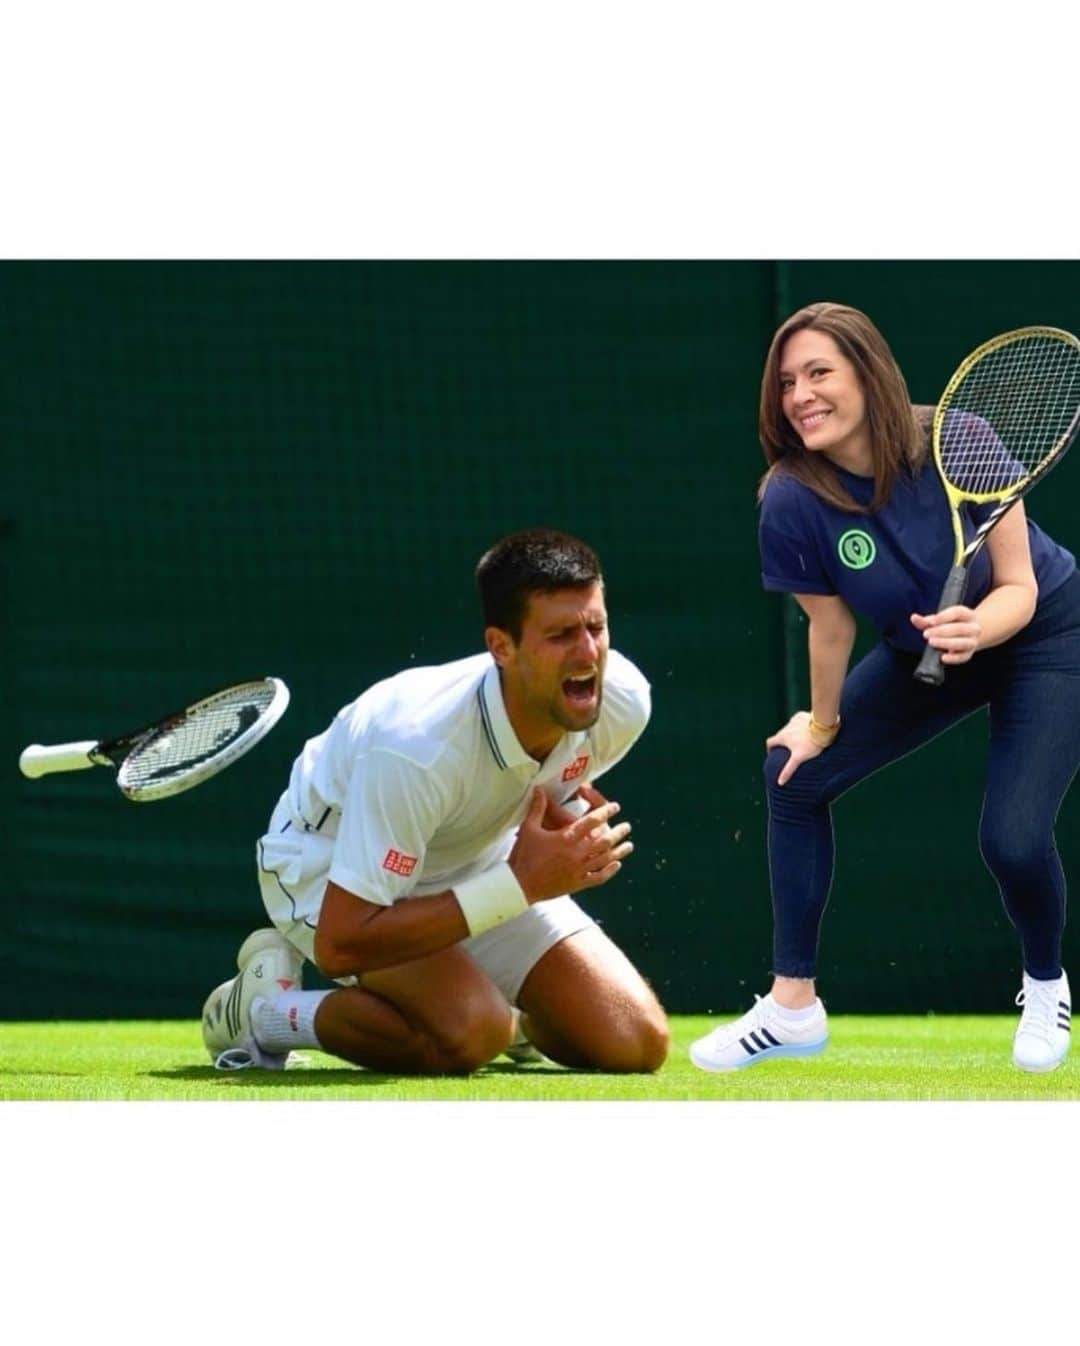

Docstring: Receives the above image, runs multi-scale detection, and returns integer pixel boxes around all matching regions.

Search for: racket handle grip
[19,741,99,778]
[913,564,969,687]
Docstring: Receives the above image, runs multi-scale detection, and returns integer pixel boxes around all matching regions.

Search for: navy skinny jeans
[766,570,1080,981]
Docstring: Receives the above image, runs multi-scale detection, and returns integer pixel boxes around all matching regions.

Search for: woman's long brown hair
[758,302,930,514]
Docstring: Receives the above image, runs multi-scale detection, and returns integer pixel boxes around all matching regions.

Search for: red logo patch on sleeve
[561,755,589,783]
[382,849,418,877]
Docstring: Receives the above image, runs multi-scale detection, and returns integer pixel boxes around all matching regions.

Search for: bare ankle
[771,976,817,1010]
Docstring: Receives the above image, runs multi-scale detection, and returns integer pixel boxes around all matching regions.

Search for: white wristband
[454,863,529,936]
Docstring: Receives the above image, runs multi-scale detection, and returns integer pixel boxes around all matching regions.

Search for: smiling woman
[778,329,871,474]
[691,301,1080,1078]
[759,301,928,514]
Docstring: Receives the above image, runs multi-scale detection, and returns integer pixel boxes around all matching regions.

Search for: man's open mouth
[563,673,597,705]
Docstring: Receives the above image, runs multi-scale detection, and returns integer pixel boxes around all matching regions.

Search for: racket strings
[939,334,1080,496]
[121,684,278,786]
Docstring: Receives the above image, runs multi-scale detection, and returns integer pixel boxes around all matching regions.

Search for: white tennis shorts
[256,798,594,1004]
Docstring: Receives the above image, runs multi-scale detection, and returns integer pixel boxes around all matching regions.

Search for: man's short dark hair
[476,529,603,641]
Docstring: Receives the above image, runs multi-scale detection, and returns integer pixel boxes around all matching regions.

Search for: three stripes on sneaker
[740,1027,783,1058]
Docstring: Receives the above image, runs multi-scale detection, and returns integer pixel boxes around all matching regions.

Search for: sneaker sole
[1012,1052,1068,1074]
[689,1036,828,1073]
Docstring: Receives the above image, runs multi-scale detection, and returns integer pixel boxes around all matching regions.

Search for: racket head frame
[915,325,1080,686]
[932,325,1080,570]
[111,676,290,801]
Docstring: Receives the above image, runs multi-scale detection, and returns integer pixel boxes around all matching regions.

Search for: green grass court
[3,1014,1078,1101]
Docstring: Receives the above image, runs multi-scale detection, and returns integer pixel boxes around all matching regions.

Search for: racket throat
[950,509,966,569]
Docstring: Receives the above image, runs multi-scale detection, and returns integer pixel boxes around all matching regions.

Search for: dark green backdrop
[4,261,1079,1018]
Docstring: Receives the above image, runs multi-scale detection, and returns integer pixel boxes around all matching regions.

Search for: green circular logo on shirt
[837,529,876,569]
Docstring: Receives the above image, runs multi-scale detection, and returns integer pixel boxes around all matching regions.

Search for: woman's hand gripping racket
[18,677,290,801]
[915,326,1080,686]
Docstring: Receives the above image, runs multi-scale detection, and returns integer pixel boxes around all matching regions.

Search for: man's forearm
[315,883,469,979]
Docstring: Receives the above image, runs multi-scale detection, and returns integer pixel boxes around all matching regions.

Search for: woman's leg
[979,645,1080,979]
[691,640,998,1072]
[976,583,1080,1070]
[767,641,996,982]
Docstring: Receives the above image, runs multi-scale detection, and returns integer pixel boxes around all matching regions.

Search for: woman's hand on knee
[766,711,824,786]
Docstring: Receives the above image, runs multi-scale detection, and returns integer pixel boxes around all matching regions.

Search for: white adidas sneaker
[201,928,304,1070]
[690,994,828,1073]
[1013,971,1071,1074]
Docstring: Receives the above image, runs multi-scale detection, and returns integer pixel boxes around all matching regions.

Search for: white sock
[252,990,332,1051]
[769,995,820,1021]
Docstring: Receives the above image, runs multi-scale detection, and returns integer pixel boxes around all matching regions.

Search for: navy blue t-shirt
[759,459,1076,654]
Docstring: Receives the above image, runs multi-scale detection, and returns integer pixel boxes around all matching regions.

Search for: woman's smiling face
[780,328,870,469]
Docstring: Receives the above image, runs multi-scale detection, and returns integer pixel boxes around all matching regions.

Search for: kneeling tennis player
[202,528,668,1075]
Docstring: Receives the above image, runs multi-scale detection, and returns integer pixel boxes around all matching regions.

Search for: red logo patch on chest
[382,849,418,876]
[561,755,590,783]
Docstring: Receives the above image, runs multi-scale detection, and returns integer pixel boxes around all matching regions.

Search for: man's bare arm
[314,787,632,979]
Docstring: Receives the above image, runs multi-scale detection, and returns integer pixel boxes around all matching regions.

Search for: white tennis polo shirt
[272,648,650,910]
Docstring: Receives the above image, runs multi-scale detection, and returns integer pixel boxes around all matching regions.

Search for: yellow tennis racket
[914,326,1080,686]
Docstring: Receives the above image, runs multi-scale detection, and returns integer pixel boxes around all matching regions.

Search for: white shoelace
[1015,983,1063,1040]
[705,995,767,1045]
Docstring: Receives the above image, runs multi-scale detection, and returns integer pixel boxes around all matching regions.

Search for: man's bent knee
[563,1003,668,1074]
[420,1010,513,1074]
[602,1008,669,1073]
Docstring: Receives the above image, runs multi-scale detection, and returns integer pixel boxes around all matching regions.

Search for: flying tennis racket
[18,677,290,802]
[914,326,1080,686]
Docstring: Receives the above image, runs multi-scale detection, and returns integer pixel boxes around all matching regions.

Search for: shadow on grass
[147,1061,594,1088]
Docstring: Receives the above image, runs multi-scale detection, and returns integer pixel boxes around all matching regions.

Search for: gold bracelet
[808,715,841,749]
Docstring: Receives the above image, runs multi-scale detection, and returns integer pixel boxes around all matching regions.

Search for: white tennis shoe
[1012,971,1071,1073]
[689,994,828,1072]
[201,928,304,1070]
